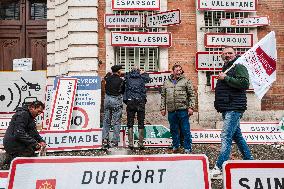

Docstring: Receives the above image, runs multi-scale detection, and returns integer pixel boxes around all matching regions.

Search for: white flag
[234,31,277,99]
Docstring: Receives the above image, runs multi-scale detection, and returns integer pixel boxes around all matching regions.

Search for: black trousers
[126,100,146,129]
[3,146,36,165]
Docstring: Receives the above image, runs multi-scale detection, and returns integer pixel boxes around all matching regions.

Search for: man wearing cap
[102,65,125,148]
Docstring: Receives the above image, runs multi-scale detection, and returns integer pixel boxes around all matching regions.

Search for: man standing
[124,68,150,150]
[160,65,195,154]
[210,46,253,179]
[102,65,124,148]
[3,101,46,165]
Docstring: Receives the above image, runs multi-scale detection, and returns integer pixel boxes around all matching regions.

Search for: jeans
[168,110,192,151]
[216,111,253,169]
[102,94,123,143]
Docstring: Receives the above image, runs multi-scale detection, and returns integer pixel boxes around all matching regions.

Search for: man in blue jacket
[124,68,150,150]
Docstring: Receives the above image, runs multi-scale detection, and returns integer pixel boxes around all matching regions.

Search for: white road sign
[111,32,172,47]
[8,155,210,189]
[211,75,254,91]
[13,58,32,71]
[0,118,10,130]
[0,171,8,189]
[220,16,270,27]
[112,0,160,10]
[0,71,46,113]
[145,9,181,27]
[146,71,171,88]
[198,0,257,11]
[224,160,284,189]
[196,52,223,71]
[49,78,77,130]
[105,14,142,28]
[205,33,253,48]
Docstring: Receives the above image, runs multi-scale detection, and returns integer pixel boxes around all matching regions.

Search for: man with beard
[210,46,253,179]
[160,64,195,154]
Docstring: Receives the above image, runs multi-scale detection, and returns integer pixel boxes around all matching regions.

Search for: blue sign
[54,76,101,90]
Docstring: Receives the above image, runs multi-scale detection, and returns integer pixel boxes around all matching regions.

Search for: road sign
[111,32,172,47]
[105,14,143,28]
[211,75,254,91]
[13,58,32,71]
[198,0,257,12]
[0,171,8,189]
[49,78,77,130]
[112,0,160,11]
[220,16,270,27]
[205,33,254,48]
[145,9,181,27]
[8,155,210,189]
[224,160,284,189]
[145,71,171,88]
[196,52,223,71]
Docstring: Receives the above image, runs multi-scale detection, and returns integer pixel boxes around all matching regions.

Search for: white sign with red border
[49,78,77,130]
[43,85,53,129]
[196,52,223,71]
[105,14,142,28]
[145,9,181,27]
[111,32,172,47]
[0,171,9,189]
[240,122,280,132]
[8,155,210,189]
[0,118,10,130]
[112,0,160,11]
[220,16,270,27]
[197,0,257,12]
[211,75,254,91]
[205,33,254,48]
[146,71,171,88]
[224,160,284,189]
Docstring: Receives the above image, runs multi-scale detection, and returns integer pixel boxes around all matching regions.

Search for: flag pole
[223,64,236,74]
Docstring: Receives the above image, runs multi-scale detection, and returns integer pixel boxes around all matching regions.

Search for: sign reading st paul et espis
[105,14,142,28]
[220,16,270,27]
[145,9,181,27]
[205,33,253,48]
[198,0,257,11]
[112,0,160,11]
[111,32,172,47]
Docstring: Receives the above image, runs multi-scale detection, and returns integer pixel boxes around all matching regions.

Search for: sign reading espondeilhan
[112,0,160,11]
[205,33,254,48]
[8,155,210,189]
[198,0,257,11]
[105,14,143,28]
[145,9,181,27]
[220,16,270,27]
[111,32,172,47]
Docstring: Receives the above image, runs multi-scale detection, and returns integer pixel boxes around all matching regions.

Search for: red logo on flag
[255,46,276,76]
[36,179,56,189]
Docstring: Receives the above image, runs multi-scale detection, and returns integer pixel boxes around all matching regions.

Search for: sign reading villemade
[111,32,172,47]
[112,0,160,11]
[145,9,181,27]
[198,0,257,11]
[205,33,253,48]
[220,16,270,27]
[105,14,142,28]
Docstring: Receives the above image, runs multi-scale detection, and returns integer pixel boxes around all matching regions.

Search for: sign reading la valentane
[198,0,257,11]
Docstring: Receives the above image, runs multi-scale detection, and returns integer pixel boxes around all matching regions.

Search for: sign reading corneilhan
[198,0,257,11]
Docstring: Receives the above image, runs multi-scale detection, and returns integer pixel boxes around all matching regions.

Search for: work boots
[128,128,134,150]
[138,129,145,150]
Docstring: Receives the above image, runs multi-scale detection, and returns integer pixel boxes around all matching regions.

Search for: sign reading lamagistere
[8,155,210,189]
[112,0,160,11]
[111,32,172,47]
[198,0,257,11]
[205,33,253,48]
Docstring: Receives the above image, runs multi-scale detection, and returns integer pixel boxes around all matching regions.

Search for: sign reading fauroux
[111,32,172,47]
[198,0,257,11]
[105,14,142,28]
[205,33,253,48]
[220,16,270,27]
[112,0,160,11]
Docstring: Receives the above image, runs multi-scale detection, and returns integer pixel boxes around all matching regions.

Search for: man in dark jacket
[124,68,150,150]
[3,101,46,165]
[210,46,253,179]
[102,65,124,149]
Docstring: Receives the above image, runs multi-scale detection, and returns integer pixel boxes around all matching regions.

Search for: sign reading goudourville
[105,14,142,28]
[224,161,284,189]
[8,155,210,189]
[49,78,77,130]
[112,0,160,11]
[198,0,257,11]
[111,32,172,47]
[205,33,253,48]
[220,16,270,27]
[145,9,181,27]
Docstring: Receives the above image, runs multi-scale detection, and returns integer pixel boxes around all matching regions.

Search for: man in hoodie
[210,46,253,179]
[3,101,46,165]
[124,68,150,150]
[160,64,195,154]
